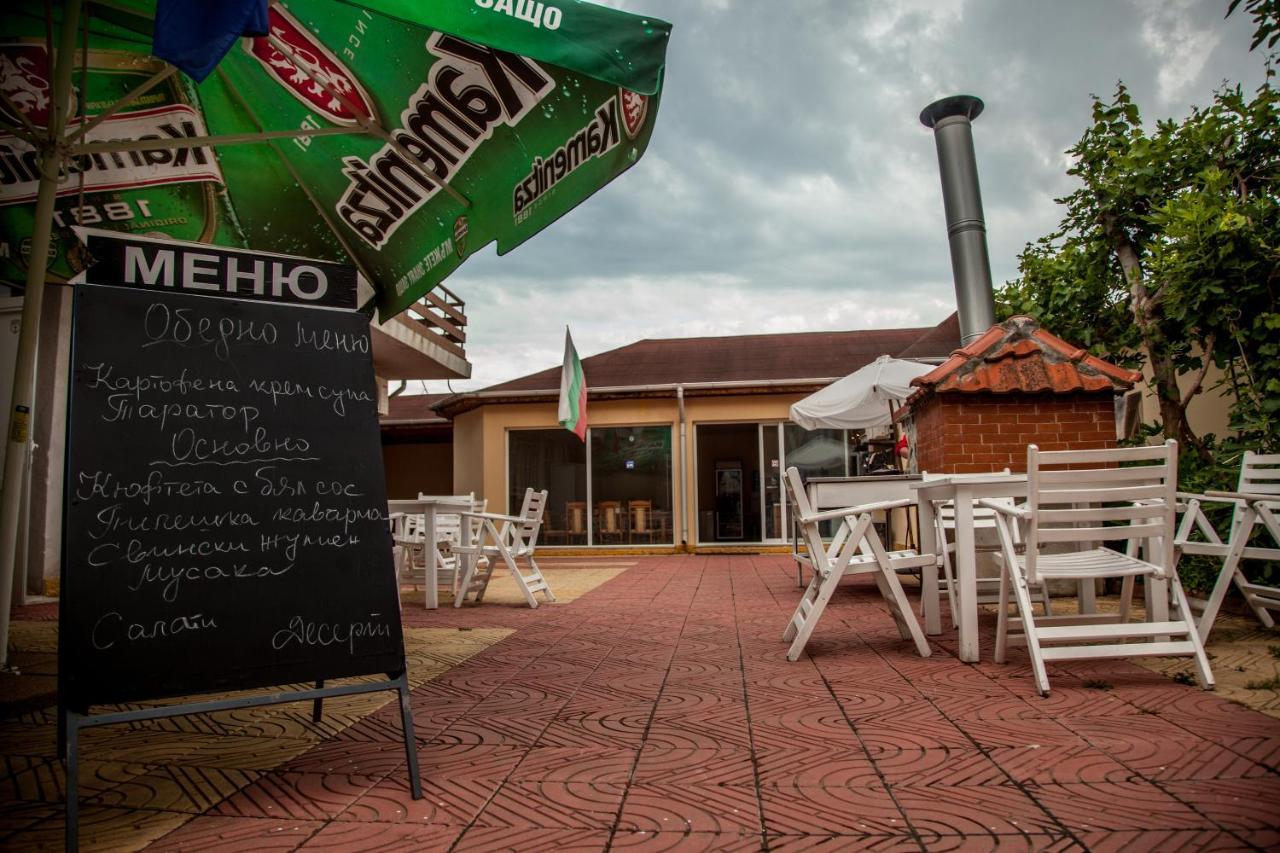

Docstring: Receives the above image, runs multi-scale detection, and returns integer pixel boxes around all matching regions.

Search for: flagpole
[0,0,82,670]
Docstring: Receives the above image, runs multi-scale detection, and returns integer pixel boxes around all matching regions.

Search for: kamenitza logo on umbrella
[511,96,622,224]
[0,43,222,206]
[243,6,375,126]
[335,33,554,250]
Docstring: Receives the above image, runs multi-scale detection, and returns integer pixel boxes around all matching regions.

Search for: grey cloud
[434,0,1265,392]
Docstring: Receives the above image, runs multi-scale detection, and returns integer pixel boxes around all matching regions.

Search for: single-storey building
[381,314,962,551]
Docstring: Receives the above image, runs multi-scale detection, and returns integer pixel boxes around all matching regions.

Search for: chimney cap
[920,95,984,128]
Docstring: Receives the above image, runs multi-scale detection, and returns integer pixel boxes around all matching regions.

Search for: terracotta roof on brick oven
[908,315,1140,401]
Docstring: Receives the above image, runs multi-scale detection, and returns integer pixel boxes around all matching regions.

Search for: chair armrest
[1206,489,1279,505]
[977,499,1030,518]
[460,510,524,524]
[1180,490,1245,506]
[798,498,914,525]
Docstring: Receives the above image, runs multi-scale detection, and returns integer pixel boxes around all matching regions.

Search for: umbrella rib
[215,66,383,312]
[63,64,178,146]
[264,34,471,210]
[68,125,366,154]
[0,120,39,147]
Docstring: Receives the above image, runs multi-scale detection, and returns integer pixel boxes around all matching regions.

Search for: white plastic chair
[391,511,429,590]
[1175,451,1280,640]
[988,441,1213,696]
[437,498,487,597]
[453,488,556,608]
[923,469,1052,625]
[782,467,932,662]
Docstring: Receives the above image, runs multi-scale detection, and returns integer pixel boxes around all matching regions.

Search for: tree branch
[1179,332,1218,411]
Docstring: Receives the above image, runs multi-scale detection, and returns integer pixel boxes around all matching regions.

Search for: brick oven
[903,316,1140,474]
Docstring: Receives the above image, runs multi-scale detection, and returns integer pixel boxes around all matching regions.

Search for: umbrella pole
[888,401,902,472]
[0,0,82,670]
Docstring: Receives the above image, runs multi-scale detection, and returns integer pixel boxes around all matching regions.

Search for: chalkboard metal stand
[62,673,421,852]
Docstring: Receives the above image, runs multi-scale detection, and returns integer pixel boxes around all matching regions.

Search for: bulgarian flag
[557,327,588,441]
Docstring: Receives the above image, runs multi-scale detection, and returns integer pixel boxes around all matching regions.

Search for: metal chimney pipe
[920,95,996,344]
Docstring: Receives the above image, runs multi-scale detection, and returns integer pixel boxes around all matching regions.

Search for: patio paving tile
[871,747,1006,787]
[755,752,880,789]
[892,783,1062,837]
[1071,828,1257,852]
[141,815,325,851]
[632,748,755,786]
[765,835,923,852]
[299,820,459,851]
[757,782,907,835]
[454,825,613,851]
[335,776,490,825]
[508,747,637,784]
[954,717,1085,749]
[8,554,1280,852]
[473,780,625,829]
[982,744,1134,785]
[919,833,1085,851]
[1093,733,1269,782]
[209,770,381,820]
[608,829,764,851]
[617,782,761,834]
[415,743,526,782]
[1159,777,1280,831]
[856,718,975,753]
[1030,780,1211,831]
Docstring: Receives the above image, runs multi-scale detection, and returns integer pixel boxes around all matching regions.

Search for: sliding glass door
[696,422,852,545]
[508,426,674,546]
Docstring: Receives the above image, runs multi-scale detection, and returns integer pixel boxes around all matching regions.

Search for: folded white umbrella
[790,355,934,430]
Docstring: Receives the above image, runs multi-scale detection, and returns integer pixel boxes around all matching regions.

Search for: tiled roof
[897,312,960,360]
[430,313,962,419]
[482,327,935,393]
[482,312,964,393]
[909,315,1140,398]
[383,393,450,424]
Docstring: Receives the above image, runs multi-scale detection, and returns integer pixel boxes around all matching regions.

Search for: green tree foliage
[998,2,1280,474]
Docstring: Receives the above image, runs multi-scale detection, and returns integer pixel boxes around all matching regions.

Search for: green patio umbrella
[0,0,671,667]
[1,0,671,316]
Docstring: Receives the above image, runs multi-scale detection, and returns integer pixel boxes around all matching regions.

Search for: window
[590,426,673,545]
[509,429,587,544]
[508,426,673,546]
[783,424,848,479]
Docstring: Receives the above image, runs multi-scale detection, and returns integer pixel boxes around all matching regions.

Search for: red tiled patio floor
[12,554,1280,851]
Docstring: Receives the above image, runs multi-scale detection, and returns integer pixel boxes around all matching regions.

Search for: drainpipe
[920,95,997,344]
[676,384,688,551]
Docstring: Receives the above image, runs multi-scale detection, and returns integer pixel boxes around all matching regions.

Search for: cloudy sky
[416,0,1266,394]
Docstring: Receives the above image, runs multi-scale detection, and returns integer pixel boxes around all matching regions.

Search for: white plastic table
[388,496,474,609]
[912,474,1027,663]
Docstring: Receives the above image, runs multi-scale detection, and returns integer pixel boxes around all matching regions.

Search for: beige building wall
[450,391,808,549]
[1138,353,1234,440]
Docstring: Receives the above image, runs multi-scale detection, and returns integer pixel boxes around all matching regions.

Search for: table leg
[917,496,941,635]
[424,507,438,610]
[953,485,980,663]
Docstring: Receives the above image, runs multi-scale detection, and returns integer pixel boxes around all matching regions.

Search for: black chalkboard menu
[60,283,404,710]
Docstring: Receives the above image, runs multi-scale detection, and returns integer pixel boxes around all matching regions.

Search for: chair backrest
[629,500,652,533]
[783,466,830,561]
[1023,440,1177,582]
[566,501,587,534]
[1240,451,1280,496]
[597,501,622,534]
[403,513,424,539]
[513,488,548,550]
